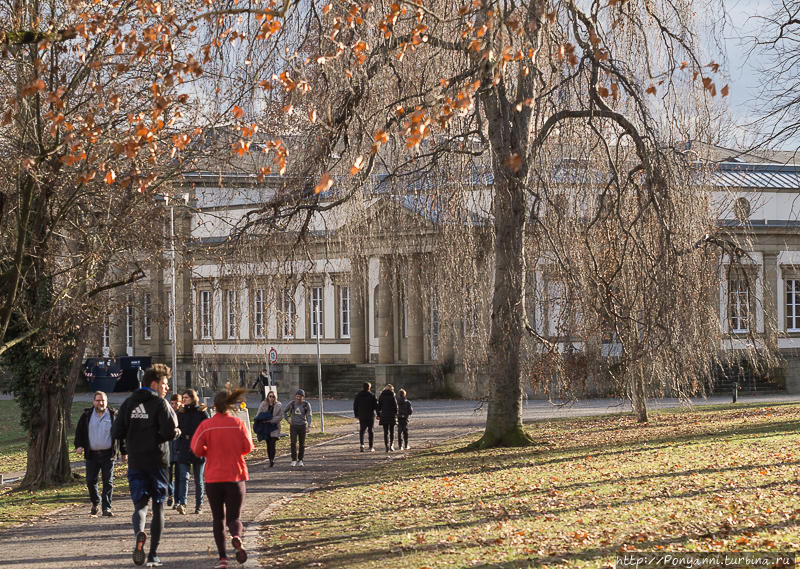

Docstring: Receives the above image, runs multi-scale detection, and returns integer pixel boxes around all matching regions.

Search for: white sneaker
[290,461,296,467]
[297,461,304,467]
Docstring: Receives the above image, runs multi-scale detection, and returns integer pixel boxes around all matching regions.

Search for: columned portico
[378,256,394,364]
[350,268,366,364]
[407,262,424,364]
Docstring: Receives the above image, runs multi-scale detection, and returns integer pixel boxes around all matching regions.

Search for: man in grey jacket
[283,389,312,467]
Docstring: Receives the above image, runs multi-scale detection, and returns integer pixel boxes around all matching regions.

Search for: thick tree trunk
[631,358,648,423]
[63,329,89,428]
[470,157,535,449]
[21,367,71,488]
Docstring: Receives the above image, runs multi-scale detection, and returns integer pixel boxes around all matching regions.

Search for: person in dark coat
[167,394,182,508]
[252,369,271,402]
[353,382,379,452]
[396,389,413,450]
[111,364,181,567]
[376,384,398,452]
[175,389,210,515]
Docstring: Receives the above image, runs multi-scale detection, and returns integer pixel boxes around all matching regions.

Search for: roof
[710,162,800,191]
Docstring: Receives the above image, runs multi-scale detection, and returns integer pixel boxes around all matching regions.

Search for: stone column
[378,257,394,364]
[350,269,366,364]
[407,262,424,364]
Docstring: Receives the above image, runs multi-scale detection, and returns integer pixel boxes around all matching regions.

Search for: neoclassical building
[88,144,800,397]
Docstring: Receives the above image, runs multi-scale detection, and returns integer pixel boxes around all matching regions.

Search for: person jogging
[111,364,180,567]
[191,387,254,569]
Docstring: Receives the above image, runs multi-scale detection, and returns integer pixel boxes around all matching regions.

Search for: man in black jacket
[353,382,378,452]
[74,391,126,516]
[112,364,181,567]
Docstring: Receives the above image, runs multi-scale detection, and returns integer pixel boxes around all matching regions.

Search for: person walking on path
[396,389,413,450]
[252,369,270,402]
[283,389,312,467]
[377,385,398,452]
[254,391,282,467]
[74,391,126,517]
[191,387,254,569]
[353,382,378,452]
[176,389,210,515]
[112,364,181,567]
[167,394,182,508]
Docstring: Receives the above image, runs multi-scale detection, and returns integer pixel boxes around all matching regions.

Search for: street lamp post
[169,200,177,395]
[163,193,188,396]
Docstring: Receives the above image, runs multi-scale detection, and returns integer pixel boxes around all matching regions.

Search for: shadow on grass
[264,511,800,569]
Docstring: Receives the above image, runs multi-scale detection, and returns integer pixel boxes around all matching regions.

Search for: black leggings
[206,481,246,559]
[266,437,277,462]
[132,497,164,556]
[382,424,394,448]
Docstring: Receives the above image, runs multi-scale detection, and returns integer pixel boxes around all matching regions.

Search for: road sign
[268,348,278,364]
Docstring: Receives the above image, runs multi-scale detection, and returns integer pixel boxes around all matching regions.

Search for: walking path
[2,392,798,568]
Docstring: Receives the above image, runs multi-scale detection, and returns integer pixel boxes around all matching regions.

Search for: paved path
[2,392,799,568]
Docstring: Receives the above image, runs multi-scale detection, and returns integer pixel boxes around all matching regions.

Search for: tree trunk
[63,328,89,428]
[21,367,71,489]
[470,149,535,448]
[632,359,648,423]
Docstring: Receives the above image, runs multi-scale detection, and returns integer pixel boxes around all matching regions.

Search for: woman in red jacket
[190,387,254,569]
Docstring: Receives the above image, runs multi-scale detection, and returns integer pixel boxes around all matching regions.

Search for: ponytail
[213,385,247,414]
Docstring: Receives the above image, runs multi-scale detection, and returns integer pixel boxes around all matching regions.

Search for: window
[226,289,239,339]
[143,293,151,340]
[787,279,800,332]
[339,286,350,338]
[733,197,751,222]
[200,290,212,339]
[253,288,266,339]
[126,296,134,353]
[729,278,749,333]
[282,289,295,339]
[310,286,323,339]
[463,286,479,337]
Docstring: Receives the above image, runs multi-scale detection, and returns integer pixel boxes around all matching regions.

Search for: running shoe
[297,460,304,467]
[290,461,296,467]
[133,531,147,566]
[146,553,163,567]
[213,558,228,569]
[231,536,247,563]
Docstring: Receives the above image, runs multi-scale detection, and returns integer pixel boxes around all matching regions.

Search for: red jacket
[190,412,254,483]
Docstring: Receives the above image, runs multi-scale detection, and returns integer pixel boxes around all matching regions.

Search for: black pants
[206,481,246,559]
[358,418,374,447]
[289,425,306,461]
[132,497,164,556]
[382,424,394,449]
[266,437,277,462]
[85,449,115,512]
[397,418,409,447]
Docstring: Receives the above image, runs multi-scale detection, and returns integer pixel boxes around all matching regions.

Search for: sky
[718,0,798,149]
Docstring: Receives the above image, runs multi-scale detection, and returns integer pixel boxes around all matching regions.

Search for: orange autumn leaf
[232,106,245,119]
[314,171,334,194]
[350,155,365,176]
[105,170,116,184]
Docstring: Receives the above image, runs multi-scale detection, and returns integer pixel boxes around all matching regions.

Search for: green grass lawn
[259,403,800,569]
